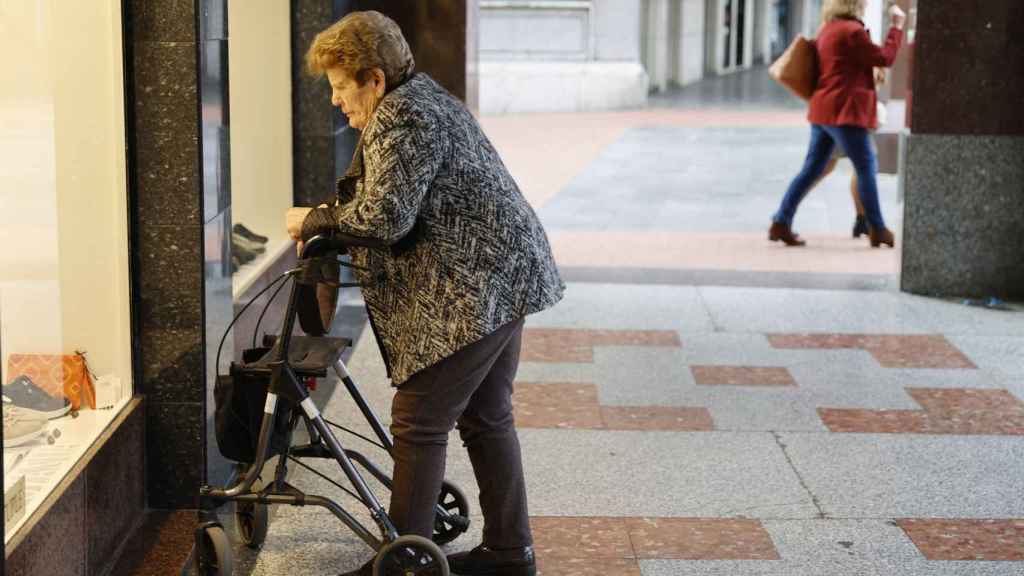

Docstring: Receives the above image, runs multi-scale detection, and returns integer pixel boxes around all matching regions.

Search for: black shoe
[233,223,269,243]
[852,215,868,238]
[448,545,536,576]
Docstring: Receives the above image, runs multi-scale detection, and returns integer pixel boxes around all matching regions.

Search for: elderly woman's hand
[286,207,314,240]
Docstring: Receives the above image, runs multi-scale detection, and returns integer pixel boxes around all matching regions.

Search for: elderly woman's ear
[368,68,387,98]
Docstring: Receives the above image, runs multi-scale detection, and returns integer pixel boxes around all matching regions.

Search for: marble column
[292,0,339,207]
[899,0,1024,299]
[130,0,233,507]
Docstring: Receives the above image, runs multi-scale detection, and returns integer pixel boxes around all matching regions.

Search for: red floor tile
[898,519,1024,560]
[625,517,780,560]
[513,383,603,429]
[820,388,1024,435]
[767,333,977,369]
[514,383,713,431]
[522,328,681,363]
[692,365,796,387]
[600,406,714,431]
[530,517,635,559]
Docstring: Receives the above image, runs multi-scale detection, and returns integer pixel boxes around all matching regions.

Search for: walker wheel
[235,481,269,548]
[195,525,234,576]
[374,535,449,576]
[432,481,470,546]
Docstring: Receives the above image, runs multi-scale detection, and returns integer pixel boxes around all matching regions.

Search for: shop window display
[0,1,132,541]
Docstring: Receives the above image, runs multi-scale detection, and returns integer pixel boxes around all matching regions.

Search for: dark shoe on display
[3,375,71,419]
[3,397,48,447]
[232,232,267,255]
[768,222,807,246]
[232,240,261,267]
[868,226,895,248]
[233,223,269,244]
[852,215,868,238]
[447,545,537,576]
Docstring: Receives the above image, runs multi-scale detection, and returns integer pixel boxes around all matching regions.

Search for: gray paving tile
[527,283,715,333]
[698,286,933,334]
[778,433,1024,519]
[538,126,902,236]
[517,429,817,519]
[639,519,1024,576]
[902,296,1024,337]
[946,335,1024,377]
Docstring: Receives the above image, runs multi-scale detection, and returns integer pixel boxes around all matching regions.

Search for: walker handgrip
[301,232,386,259]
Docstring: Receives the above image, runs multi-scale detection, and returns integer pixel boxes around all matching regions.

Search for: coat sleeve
[332,114,448,245]
[851,26,903,68]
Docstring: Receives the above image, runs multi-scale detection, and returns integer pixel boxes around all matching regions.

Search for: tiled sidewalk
[231,282,1024,576]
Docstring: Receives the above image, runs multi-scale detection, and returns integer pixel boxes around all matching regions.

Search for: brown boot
[868,226,895,248]
[769,222,806,246]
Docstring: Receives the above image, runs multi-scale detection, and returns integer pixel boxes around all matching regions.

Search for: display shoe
[3,397,48,447]
[232,232,267,255]
[3,375,71,419]
[232,241,260,266]
[868,226,895,248]
[852,215,868,238]
[447,545,537,576]
[768,222,807,246]
[233,223,269,244]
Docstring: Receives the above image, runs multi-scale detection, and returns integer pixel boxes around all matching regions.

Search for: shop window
[0,0,132,542]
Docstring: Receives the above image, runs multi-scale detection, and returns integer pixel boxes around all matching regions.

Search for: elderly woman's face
[326,67,385,130]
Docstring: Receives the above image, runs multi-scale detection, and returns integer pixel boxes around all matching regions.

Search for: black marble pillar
[130,0,233,508]
[131,0,205,508]
[900,0,1024,299]
[292,0,339,207]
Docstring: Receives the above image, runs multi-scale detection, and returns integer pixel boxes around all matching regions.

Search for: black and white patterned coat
[303,73,564,385]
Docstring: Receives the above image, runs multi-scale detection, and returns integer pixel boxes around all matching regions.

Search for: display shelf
[231,237,294,302]
[3,397,131,544]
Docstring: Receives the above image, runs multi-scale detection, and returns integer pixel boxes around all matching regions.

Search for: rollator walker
[193,233,469,576]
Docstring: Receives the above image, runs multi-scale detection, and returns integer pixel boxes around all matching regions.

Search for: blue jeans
[772,124,886,230]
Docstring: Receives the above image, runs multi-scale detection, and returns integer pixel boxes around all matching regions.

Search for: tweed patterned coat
[302,73,564,385]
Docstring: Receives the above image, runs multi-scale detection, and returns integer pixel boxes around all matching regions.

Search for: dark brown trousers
[388,317,532,549]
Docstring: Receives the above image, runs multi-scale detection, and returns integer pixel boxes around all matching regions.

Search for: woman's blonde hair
[306,11,415,89]
[821,0,865,22]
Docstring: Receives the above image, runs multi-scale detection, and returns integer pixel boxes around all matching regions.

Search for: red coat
[808,19,904,129]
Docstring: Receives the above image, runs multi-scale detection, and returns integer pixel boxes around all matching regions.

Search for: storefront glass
[0,0,132,542]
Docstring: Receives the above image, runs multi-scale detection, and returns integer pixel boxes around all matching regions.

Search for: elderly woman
[769,0,906,248]
[286,11,562,576]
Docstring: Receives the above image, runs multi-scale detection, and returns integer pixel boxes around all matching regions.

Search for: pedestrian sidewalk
[229,282,1024,575]
[478,67,903,282]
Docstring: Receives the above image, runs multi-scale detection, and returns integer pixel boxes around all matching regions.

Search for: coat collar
[339,73,432,181]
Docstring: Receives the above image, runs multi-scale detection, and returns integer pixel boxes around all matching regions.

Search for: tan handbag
[769,35,819,100]
[6,351,96,410]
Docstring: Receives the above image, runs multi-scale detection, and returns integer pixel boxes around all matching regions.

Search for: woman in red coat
[769,0,906,247]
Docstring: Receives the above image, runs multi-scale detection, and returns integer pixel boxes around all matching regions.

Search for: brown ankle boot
[769,222,806,246]
[868,226,895,248]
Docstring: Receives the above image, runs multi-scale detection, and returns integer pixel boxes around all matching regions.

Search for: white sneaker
[3,398,48,448]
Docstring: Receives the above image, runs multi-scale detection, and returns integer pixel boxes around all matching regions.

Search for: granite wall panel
[910,0,1024,135]
[5,475,86,576]
[292,0,337,207]
[86,405,146,576]
[901,133,1024,299]
[131,0,210,508]
[147,402,204,509]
